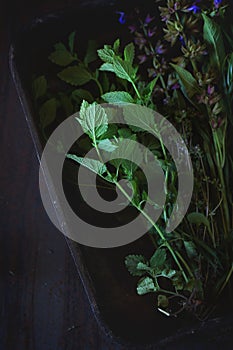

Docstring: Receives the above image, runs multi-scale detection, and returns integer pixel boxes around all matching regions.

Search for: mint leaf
[113,38,120,53]
[98,139,118,152]
[32,75,47,100]
[150,249,167,269]
[84,40,98,65]
[124,42,135,65]
[170,64,200,98]
[77,101,108,140]
[97,46,115,63]
[58,66,92,86]
[99,62,115,73]
[125,254,147,276]
[102,91,134,104]
[59,94,73,116]
[66,155,107,176]
[113,57,137,82]
[137,277,157,295]
[71,89,94,103]
[49,49,76,67]
[54,42,66,51]
[39,98,57,129]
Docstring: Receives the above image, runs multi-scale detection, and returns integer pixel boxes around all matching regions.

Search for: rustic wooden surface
[0,1,123,349]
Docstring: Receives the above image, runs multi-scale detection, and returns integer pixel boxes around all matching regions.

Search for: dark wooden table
[0,1,123,349]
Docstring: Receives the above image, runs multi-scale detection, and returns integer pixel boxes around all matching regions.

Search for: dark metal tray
[9,2,233,348]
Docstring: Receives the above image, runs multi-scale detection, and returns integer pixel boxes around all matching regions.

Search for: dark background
[0,1,123,349]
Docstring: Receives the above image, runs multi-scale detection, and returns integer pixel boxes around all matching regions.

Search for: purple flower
[116,11,126,24]
[179,35,185,47]
[185,5,201,14]
[214,0,222,8]
[128,25,136,33]
[138,55,147,64]
[145,14,154,24]
[148,28,156,37]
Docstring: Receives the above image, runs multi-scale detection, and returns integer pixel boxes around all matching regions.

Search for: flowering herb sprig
[32,0,233,320]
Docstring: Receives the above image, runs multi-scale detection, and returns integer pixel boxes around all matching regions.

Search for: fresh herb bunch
[32,0,233,319]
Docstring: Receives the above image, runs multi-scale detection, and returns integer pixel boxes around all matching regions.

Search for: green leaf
[202,14,225,71]
[137,277,157,295]
[118,128,132,138]
[123,104,157,134]
[184,241,198,259]
[68,31,76,54]
[125,254,147,276]
[160,269,177,279]
[59,94,73,116]
[150,249,167,269]
[49,49,76,67]
[99,62,115,73]
[157,294,169,308]
[58,66,92,86]
[84,40,98,65]
[187,212,210,230]
[97,46,115,63]
[113,38,120,53]
[66,155,107,176]
[170,64,200,98]
[113,57,137,82]
[54,42,66,51]
[39,98,57,129]
[71,89,94,103]
[98,139,118,152]
[77,101,108,140]
[32,75,47,100]
[124,42,135,65]
[102,91,134,104]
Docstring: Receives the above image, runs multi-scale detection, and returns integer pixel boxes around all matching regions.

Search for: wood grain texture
[0,1,123,349]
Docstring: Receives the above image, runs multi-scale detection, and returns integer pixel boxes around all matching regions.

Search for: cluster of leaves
[32,0,233,319]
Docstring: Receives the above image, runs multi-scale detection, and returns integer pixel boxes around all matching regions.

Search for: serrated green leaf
[160,269,177,279]
[157,294,169,308]
[49,49,76,67]
[170,64,200,98]
[124,42,135,65]
[71,89,94,103]
[150,249,167,269]
[58,66,92,86]
[39,98,57,129]
[66,155,107,176]
[113,57,137,82]
[77,102,108,140]
[202,14,225,71]
[98,139,118,152]
[54,42,66,51]
[187,212,210,230]
[113,38,120,53]
[68,31,75,54]
[184,241,198,259]
[137,277,157,295]
[84,40,98,65]
[123,104,157,134]
[125,254,147,276]
[59,94,73,116]
[102,91,134,104]
[97,46,115,63]
[99,62,115,73]
[118,128,132,138]
[32,75,47,100]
